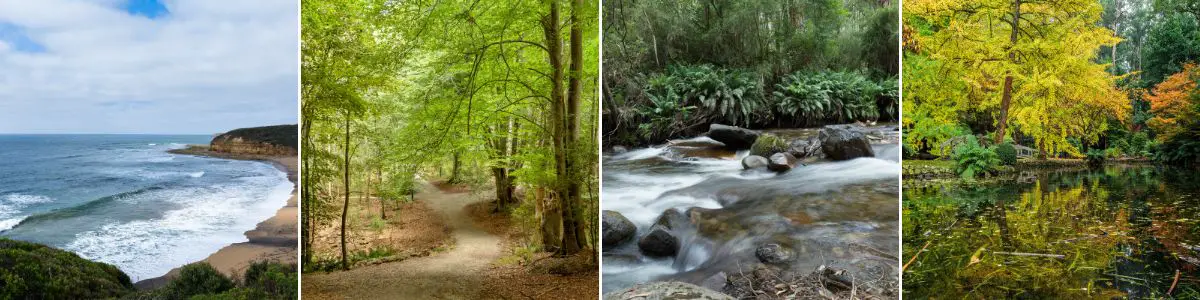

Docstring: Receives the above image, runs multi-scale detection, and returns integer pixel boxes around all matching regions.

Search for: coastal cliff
[210,125,297,155]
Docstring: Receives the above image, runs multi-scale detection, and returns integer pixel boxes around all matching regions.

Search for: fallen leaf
[968,247,986,266]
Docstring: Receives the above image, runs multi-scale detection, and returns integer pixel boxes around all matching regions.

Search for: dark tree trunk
[301,117,313,266]
[379,169,387,220]
[560,0,587,255]
[340,113,351,271]
[449,152,461,184]
[995,0,1021,145]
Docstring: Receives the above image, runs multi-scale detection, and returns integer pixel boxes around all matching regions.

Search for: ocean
[0,135,293,281]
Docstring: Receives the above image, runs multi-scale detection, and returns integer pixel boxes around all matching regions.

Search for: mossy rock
[0,238,134,298]
[749,133,788,157]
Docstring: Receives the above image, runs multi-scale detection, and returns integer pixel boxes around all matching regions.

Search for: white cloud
[0,0,298,134]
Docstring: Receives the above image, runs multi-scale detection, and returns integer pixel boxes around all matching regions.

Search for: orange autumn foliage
[1147,63,1198,141]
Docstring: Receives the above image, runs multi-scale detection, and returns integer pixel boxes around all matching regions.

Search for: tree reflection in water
[903,165,1200,298]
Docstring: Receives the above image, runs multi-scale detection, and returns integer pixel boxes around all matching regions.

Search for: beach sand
[136,147,297,289]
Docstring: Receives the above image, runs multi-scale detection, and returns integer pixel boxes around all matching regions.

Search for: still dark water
[903,165,1200,299]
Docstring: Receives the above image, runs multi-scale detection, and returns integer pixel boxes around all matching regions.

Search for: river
[602,127,902,294]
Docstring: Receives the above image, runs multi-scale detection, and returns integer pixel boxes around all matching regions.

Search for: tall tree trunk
[560,0,586,255]
[449,152,461,184]
[995,0,1021,145]
[340,113,352,271]
[540,0,565,254]
[379,169,387,220]
[301,118,313,266]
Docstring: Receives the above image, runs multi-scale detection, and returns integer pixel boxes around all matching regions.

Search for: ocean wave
[0,216,26,232]
[188,172,205,178]
[3,193,54,205]
[62,171,293,280]
[11,187,166,228]
[0,194,52,231]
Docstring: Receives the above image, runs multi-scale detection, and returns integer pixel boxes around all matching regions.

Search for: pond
[903,165,1200,298]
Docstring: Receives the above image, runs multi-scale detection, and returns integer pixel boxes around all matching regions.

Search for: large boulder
[602,210,636,249]
[741,155,769,169]
[706,124,759,150]
[603,281,734,300]
[819,127,875,160]
[638,226,680,257]
[767,153,796,172]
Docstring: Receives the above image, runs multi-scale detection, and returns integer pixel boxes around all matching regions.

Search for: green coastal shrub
[166,262,235,297]
[952,136,1000,180]
[0,238,134,299]
[242,262,298,299]
[994,143,1017,165]
[749,133,788,156]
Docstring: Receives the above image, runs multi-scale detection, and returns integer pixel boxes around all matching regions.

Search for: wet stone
[638,226,680,257]
[603,210,636,249]
[741,155,769,169]
[755,243,795,265]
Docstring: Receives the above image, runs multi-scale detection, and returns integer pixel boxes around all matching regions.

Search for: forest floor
[303,179,499,299]
[303,179,598,299]
[466,201,599,300]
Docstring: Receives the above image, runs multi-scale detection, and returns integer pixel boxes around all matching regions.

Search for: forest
[300,0,598,298]
[902,0,1200,297]
[602,0,900,146]
[903,0,1200,172]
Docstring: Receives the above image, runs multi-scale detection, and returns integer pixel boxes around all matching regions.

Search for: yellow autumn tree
[1147,63,1198,141]
[905,0,1129,156]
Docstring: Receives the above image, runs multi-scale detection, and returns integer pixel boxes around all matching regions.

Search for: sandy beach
[136,146,298,289]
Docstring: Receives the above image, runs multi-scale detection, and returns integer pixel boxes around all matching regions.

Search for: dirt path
[302,179,503,299]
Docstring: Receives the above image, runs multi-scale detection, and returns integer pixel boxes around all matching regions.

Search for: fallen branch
[1169,269,1181,296]
[991,251,1065,259]
[533,285,564,299]
[902,241,932,272]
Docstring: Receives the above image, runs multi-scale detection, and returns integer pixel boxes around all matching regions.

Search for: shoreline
[135,145,298,289]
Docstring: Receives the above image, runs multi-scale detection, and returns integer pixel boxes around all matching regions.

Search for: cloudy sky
[0,0,298,134]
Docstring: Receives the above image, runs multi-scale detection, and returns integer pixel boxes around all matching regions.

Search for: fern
[952,136,1001,180]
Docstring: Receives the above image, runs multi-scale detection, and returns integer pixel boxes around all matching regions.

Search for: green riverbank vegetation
[904,0,1200,179]
[602,0,900,146]
[301,0,599,274]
